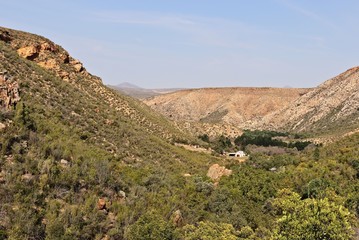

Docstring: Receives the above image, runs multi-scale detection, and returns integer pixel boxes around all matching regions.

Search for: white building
[228,151,246,157]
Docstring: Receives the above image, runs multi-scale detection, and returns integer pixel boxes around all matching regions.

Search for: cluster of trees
[234,130,313,151]
[199,130,314,155]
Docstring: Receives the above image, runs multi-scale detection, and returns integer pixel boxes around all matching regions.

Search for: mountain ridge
[144,86,311,136]
[256,66,359,135]
[115,82,143,89]
[144,67,359,137]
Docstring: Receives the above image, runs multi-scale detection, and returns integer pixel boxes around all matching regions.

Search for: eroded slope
[258,66,359,134]
[144,87,310,131]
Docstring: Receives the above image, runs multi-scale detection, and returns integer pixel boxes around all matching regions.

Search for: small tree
[125,211,174,240]
[179,221,237,240]
[272,189,354,240]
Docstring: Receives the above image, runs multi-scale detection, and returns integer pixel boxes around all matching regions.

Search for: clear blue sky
[1,0,359,88]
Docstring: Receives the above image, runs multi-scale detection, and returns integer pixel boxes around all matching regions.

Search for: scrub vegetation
[0,27,358,239]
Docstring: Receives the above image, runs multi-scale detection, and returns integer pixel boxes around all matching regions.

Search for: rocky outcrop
[207,164,232,182]
[60,159,69,167]
[0,26,204,143]
[70,59,84,72]
[17,42,59,60]
[38,59,59,70]
[0,27,97,84]
[0,71,20,109]
[17,45,39,59]
[16,42,85,80]
[97,198,107,210]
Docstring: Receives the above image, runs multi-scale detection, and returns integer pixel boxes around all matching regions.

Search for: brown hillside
[144,87,310,132]
[257,66,359,134]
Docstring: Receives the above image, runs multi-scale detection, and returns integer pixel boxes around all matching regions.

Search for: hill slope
[144,87,310,131]
[0,26,219,239]
[257,66,359,134]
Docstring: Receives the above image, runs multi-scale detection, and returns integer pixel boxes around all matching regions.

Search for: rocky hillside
[0,26,221,239]
[144,87,310,134]
[257,66,359,134]
[0,27,194,143]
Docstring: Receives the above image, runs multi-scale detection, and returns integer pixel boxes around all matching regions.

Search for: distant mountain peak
[116,82,142,89]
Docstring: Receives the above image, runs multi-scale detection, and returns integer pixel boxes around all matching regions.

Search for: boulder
[207,164,232,182]
[60,159,69,167]
[59,71,70,81]
[21,173,34,182]
[117,190,126,204]
[172,210,183,227]
[73,63,83,72]
[17,45,39,60]
[60,53,70,63]
[71,59,84,72]
[119,190,126,199]
[97,198,106,210]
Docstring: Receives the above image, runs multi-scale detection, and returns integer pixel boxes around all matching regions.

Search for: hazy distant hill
[109,82,184,99]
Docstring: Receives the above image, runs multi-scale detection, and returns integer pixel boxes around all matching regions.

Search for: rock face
[0,26,192,143]
[38,59,59,70]
[17,45,39,59]
[257,67,359,133]
[0,27,98,84]
[0,71,20,109]
[144,87,310,136]
[207,164,232,182]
